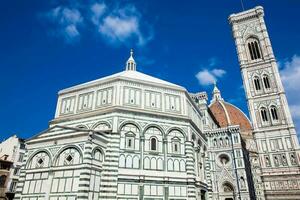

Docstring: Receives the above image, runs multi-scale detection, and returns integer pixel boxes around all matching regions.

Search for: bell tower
[229,6,300,199]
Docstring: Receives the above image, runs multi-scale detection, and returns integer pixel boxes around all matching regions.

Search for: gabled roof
[26,125,110,142]
[59,70,185,94]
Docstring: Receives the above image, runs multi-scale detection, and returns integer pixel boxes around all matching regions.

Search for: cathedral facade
[14,6,300,200]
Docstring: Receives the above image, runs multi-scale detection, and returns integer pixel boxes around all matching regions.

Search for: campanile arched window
[260,107,269,122]
[253,76,261,91]
[247,38,262,60]
[270,106,279,121]
[263,75,271,89]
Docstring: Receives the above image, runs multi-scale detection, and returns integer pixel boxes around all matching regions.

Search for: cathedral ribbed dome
[209,101,252,132]
[209,84,252,136]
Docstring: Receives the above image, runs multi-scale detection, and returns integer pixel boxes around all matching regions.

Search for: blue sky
[0,0,300,141]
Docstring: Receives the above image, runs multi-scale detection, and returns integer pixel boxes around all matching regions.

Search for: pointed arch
[119,154,126,168]
[180,160,186,172]
[222,181,234,192]
[92,147,104,162]
[132,155,139,169]
[253,76,262,91]
[260,106,269,122]
[270,105,279,121]
[150,157,157,169]
[246,36,262,61]
[262,74,271,89]
[168,159,174,171]
[157,158,163,170]
[125,155,133,168]
[174,159,180,171]
[144,157,150,169]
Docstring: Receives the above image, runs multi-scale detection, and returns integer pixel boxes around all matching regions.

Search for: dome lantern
[125,49,136,71]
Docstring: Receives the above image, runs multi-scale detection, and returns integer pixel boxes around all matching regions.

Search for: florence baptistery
[13,6,300,200]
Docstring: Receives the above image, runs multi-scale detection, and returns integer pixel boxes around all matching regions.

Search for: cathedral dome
[209,84,252,135]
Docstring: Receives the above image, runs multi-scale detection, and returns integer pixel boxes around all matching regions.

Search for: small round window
[219,154,230,165]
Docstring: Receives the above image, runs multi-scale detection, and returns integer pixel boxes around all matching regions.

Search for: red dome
[209,100,252,136]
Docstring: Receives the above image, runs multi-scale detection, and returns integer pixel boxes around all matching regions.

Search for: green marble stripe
[117,178,189,185]
[80,172,91,176]
[76,195,88,199]
[79,178,91,181]
[78,184,90,187]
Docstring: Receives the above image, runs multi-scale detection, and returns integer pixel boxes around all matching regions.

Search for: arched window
[223,182,234,192]
[150,137,157,151]
[213,138,217,147]
[290,154,297,165]
[253,76,261,91]
[274,156,279,166]
[145,127,162,152]
[167,129,185,154]
[171,137,180,154]
[265,156,270,167]
[219,138,223,146]
[225,137,230,146]
[263,75,271,89]
[197,139,202,147]
[125,132,135,150]
[270,106,279,121]
[93,148,104,162]
[168,159,174,171]
[0,175,7,187]
[121,123,140,150]
[240,176,246,188]
[234,135,239,143]
[247,38,262,60]
[133,156,139,169]
[260,107,269,122]
[119,155,125,168]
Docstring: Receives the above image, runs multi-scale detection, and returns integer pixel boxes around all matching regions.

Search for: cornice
[228,6,264,25]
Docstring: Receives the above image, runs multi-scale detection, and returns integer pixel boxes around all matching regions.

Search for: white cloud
[44,1,152,46]
[99,15,138,43]
[195,68,226,86]
[48,6,83,42]
[90,2,106,25]
[98,5,151,46]
[290,105,300,118]
[280,55,300,135]
[65,24,80,38]
[280,55,300,92]
[211,69,226,77]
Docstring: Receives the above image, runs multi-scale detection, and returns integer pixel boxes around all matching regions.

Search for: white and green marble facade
[205,127,251,200]
[14,56,213,200]
[13,5,300,200]
[229,6,300,200]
